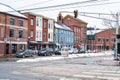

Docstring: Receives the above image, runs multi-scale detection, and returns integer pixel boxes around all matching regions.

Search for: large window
[48,33,50,39]
[19,20,23,26]
[30,18,34,25]
[36,18,42,27]
[48,22,50,29]
[30,30,33,37]
[44,20,47,28]
[44,32,46,40]
[19,30,23,38]
[10,29,14,37]
[10,18,14,25]
[36,31,39,38]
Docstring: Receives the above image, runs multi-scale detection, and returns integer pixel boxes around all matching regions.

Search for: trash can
[61,47,69,57]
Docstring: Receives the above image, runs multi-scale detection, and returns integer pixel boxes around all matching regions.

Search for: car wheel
[50,53,52,56]
[31,54,33,57]
[44,53,47,56]
[22,55,25,58]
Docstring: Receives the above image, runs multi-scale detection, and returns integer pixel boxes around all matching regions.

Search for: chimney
[57,13,63,24]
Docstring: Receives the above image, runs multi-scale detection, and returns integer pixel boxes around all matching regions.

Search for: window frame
[10,18,15,25]
[10,29,14,37]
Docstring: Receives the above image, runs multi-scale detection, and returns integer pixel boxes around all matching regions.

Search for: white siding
[36,16,43,41]
[48,20,54,42]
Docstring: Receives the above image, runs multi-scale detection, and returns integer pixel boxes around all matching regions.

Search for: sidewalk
[16,51,114,62]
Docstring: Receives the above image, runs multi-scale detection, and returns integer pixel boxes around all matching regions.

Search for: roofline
[55,27,73,32]
[0,11,28,20]
[64,14,88,24]
[95,28,115,34]
[24,12,55,20]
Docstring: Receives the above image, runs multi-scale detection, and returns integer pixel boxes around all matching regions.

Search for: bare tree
[102,12,120,29]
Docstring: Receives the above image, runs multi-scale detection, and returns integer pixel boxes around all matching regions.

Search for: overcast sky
[1,0,120,28]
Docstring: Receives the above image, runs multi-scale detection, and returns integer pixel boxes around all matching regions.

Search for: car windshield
[41,48,47,51]
[19,50,25,53]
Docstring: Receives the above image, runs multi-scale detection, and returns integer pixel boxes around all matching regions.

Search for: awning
[29,41,55,45]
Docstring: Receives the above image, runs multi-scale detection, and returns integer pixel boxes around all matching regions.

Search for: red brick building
[87,29,115,51]
[23,12,54,50]
[61,14,88,50]
[0,12,28,57]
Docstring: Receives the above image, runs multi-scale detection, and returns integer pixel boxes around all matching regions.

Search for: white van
[61,47,69,57]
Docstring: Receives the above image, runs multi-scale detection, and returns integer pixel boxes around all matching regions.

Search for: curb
[16,51,114,62]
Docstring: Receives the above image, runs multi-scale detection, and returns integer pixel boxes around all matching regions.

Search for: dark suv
[38,48,53,56]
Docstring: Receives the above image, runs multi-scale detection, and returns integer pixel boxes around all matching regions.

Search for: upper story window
[48,22,50,29]
[44,20,47,28]
[36,18,42,27]
[10,18,14,25]
[36,18,39,26]
[36,31,39,38]
[30,18,34,26]
[98,38,101,42]
[106,39,109,42]
[30,30,33,37]
[48,33,50,39]
[44,32,47,40]
[10,29,14,37]
[19,30,23,38]
[112,38,116,42]
[19,20,23,26]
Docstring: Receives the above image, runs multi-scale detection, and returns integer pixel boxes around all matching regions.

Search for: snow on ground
[16,51,114,63]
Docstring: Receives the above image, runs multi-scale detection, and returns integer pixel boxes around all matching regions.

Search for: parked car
[68,48,74,54]
[16,49,34,58]
[73,48,78,54]
[54,49,61,55]
[38,48,53,56]
[78,49,85,53]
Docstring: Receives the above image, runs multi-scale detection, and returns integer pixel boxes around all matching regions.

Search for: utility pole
[115,13,119,60]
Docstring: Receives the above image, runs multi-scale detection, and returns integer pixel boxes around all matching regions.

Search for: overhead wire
[16,0,55,9]
[9,0,120,14]
[14,0,102,12]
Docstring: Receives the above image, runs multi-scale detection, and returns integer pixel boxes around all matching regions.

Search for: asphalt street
[0,54,120,80]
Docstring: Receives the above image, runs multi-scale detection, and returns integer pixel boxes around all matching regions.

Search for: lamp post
[28,37,31,49]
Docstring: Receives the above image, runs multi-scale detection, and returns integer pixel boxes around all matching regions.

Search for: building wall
[42,18,48,42]
[0,13,28,57]
[55,28,74,48]
[36,16,43,41]
[24,13,55,49]
[87,29,115,50]
[63,15,87,48]
[23,13,36,41]
[95,29,115,50]
[48,19,54,42]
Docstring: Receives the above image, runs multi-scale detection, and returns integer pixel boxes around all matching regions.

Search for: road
[0,55,120,80]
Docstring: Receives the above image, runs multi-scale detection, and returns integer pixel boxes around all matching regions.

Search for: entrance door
[12,44,17,54]
[6,44,9,54]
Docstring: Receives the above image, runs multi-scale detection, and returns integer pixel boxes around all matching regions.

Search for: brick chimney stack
[57,13,63,24]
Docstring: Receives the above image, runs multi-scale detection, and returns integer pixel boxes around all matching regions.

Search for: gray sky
[1,0,120,28]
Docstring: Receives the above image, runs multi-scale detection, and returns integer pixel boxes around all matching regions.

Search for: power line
[16,0,55,9]
[15,0,101,12]
[12,0,120,13]
[60,11,117,22]
[0,3,18,12]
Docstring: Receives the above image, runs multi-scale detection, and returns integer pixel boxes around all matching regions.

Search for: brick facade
[87,29,115,50]
[62,15,87,49]
[0,12,28,57]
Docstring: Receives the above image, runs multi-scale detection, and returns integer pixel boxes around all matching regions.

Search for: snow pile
[17,56,63,62]
[16,51,114,63]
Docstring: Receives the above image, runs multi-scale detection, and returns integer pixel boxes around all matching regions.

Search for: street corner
[96,59,120,66]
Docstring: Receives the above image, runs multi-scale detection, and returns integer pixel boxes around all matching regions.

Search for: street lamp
[28,36,31,49]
